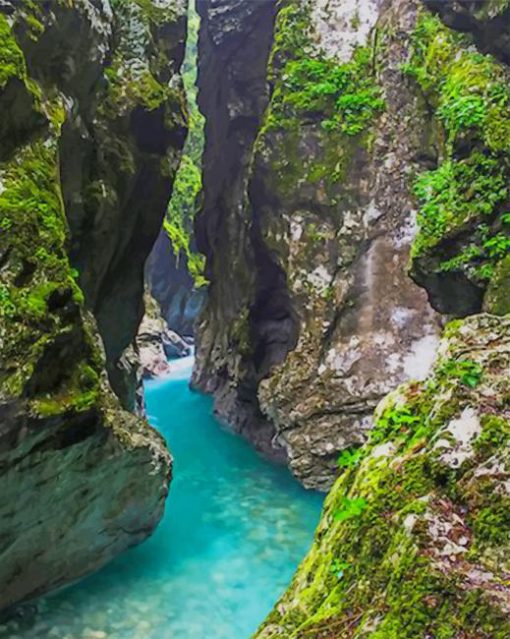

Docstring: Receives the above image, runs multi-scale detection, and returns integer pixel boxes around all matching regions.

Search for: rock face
[194,0,440,488]
[136,292,192,380]
[137,295,172,380]
[145,228,204,336]
[253,1,510,635]
[0,0,186,610]
[255,314,510,638]
[405,2,510,319]
[192,0,286,460]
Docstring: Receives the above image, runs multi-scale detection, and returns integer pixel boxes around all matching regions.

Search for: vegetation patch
[257,0,384,199]
[405,12,510,294]
[163,3,206,288]
[255,316,510,638]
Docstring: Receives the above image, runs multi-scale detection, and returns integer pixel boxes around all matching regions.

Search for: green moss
[0,14,26,89]
[255,316,510,639]
[0,136,99,405]
[164,154,206,287]
[31,363,100,417]
[474,414,510,458]
[133,0,177,25]
[484,254,510,315]
[103,63,180,117]
[273,47,385,137]
[163,2,206,289]
[411,153,508,257]
[405,12,510,290]
[257,0,384,199]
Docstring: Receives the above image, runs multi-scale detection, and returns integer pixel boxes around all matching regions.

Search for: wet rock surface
[145,229,205,336]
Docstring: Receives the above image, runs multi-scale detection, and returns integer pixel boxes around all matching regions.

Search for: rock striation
[0,0,186,611]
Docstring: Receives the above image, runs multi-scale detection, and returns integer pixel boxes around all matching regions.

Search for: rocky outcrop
[136,292,192,379]
[255,313,510,638]
[194,0,440,488]
[192,0,286,460]
[145,228,204,336]
[137,295,171,380]
[0,0,186,611]
[254,2,510,635]
[404,4,510,319]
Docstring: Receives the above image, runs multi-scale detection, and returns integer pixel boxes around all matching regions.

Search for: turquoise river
[5,355,323,639]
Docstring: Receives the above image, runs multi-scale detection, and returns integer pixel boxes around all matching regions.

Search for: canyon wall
[0,0,186,610]
[194,0,442,489]
[253,0,510,635]
[145,228,204,336]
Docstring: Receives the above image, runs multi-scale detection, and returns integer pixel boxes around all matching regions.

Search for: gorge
[0,0,509,638]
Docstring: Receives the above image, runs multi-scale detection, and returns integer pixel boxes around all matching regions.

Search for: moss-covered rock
[255,313,510,638]
[406,10,510,316]
[193,0,446,489]
[0,0,186,612]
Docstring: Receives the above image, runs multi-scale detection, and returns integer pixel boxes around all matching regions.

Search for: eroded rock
[0,0,186,610]
[194,0,441,489]
[255,314,510,637]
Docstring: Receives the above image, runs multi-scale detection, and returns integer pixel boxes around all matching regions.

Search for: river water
[5,355,323,639]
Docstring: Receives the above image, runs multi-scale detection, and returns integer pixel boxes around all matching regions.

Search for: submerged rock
[254,314,510,637]
[0,0,186,611]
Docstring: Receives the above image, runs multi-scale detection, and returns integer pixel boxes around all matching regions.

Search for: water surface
[5,356,323,639]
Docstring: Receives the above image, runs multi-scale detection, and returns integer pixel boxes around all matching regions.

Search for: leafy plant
[330,559,350,578]
[334,497,368,522]
[337,447,363,469]
[280,47,384,136]
[437,358,483,388]
[371,405,421,444]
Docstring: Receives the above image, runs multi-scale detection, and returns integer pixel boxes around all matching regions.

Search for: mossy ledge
[406,11,510,317]
[255,314,510,638]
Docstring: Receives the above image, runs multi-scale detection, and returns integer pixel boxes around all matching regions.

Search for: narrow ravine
[3,357,323,639]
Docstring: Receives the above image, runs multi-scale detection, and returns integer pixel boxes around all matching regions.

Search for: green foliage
[474,415,510,457]
[330,558,350,579]
[0,14,26,89]
[258,0,384,199]
[336,447,363,469]
[371,403,421,444]
[411,153,508,256]
[334,497,368,522]
[269,45,384,137]
[256,316,510,639]
[436,358,483,388]
[406,12,510,288]
[0,140,83,323]
[164,1,206,288]
[280,48,385,136]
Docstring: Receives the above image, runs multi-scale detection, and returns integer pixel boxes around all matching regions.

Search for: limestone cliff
[253,0,510,635]
[255,314,510,638]
[193,0,441,488]
[192,0,285,459]
[0,0,186,610]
